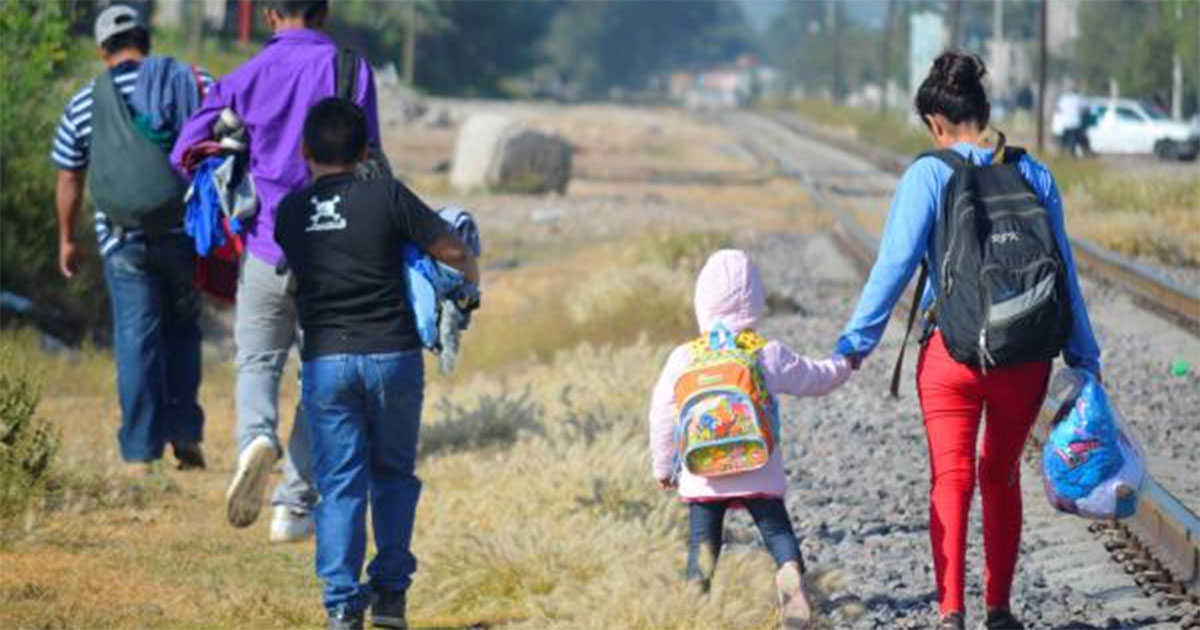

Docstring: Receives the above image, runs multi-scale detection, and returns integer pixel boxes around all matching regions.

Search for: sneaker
[172,442,206,470]
[370,589,407,629]
[120,461,154,479]
[326,606,363,630]
[775,561,812,629]
[983,609,1025,629]
[225,435,277,528]
[268,505,314,543]
[939,611,965,630]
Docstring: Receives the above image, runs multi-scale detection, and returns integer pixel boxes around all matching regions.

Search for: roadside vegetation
[771,99,1200,266]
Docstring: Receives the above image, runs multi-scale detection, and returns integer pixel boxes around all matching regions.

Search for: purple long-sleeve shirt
[171,28,380,265]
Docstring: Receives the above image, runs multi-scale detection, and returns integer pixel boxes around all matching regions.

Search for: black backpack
[87,70,187,234]
[335,48,393,181]
[890,140,1072,395]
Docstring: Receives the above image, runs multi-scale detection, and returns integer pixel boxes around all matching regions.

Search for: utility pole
[880,0,897,115]
[403,0,418,86]
[948,0,962,50]
[188,0,205,57]
[993,0,1003,41]
[1171,0,1183,119]
[1036,0,1048,153]
[827,0,843,103]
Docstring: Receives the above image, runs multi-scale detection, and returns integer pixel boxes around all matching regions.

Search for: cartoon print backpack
[673,323,778,478]
[1042,368,1145,520]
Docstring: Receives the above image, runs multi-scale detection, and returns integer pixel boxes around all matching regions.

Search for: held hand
[656,477,676,490]
[59,239,82,279]
[847,355,863,371]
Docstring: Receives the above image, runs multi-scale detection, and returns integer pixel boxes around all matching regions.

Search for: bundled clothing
[403,205,482,373]
[131,56,203,141]
[183,108,256,257]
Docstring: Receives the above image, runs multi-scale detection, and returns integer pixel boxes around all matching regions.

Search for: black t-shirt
[275,172,449,360]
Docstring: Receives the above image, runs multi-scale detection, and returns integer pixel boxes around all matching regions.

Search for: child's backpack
[1042,369,1145,520]
[673,324,778,478]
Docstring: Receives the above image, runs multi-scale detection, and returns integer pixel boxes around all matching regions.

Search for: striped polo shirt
[51,60,214,254]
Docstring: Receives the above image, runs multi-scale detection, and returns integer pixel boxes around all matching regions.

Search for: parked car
[1085,99,1199,161]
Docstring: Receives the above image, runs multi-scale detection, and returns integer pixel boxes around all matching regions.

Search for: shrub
[0,370,59,539]
[0,0,106,342]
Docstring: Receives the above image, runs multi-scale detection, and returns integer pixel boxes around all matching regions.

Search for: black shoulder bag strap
[889,263,928,398]
[336,47,359,100]
[887,149,966,398]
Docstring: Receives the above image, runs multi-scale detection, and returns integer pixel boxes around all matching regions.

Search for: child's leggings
[917,331,1051,615]
[685,497,804,582]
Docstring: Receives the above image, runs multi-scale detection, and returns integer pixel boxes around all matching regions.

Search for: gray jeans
[235,253,318,511]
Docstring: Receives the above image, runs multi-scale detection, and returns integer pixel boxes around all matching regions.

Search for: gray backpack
[87,70,187,233]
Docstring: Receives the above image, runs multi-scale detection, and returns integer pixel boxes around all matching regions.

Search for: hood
[693,249,765,334]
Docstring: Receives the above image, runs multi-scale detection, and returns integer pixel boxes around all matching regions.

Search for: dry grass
[0,333,860,629]
[771,99,1199,267]
[0,103,844,629]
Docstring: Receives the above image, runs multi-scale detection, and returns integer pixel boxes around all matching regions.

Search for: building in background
[908,12,947,105]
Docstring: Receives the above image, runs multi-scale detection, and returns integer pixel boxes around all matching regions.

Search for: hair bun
[931,51,986,90]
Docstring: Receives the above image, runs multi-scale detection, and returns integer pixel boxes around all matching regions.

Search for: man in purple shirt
[172,0,382,544]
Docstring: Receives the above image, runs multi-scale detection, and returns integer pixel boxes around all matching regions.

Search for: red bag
[194,217,241,304]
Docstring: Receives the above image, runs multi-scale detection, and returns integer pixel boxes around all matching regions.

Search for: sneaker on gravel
[939,611,965,630]
[774,560,812,629]
[269,505,314,543]
[326,605,363,630]
[983,609,1025,629]
[225,435,277,528]
[370,588,407,629]
[172,441,206,470]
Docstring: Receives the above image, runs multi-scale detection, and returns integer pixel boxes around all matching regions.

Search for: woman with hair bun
[834,52,1102,629]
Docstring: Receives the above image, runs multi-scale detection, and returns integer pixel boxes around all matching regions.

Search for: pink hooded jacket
[648,250,851,500]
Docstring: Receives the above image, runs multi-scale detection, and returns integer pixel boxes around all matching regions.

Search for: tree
[1073,0,1199,115]
[544,1,755,98]
[415,0,562,97]
[1,0,100,342]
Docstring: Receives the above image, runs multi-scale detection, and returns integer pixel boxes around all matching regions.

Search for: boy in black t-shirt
[275,98,478,630]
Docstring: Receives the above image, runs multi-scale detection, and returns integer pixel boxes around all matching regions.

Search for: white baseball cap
[94,5,143,47]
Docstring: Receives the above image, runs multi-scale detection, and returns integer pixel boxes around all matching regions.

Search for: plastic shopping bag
[1041,369,1146,520]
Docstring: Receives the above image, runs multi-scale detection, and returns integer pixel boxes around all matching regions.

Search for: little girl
[648,249,851,629]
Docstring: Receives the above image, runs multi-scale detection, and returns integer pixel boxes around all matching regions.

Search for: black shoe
[172,442,206,470]
[370,589,407,629]
[984,609,1025,629]
[938,611,965,630]
[327,606,363,630]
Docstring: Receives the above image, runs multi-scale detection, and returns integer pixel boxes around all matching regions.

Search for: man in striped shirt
[52,5,214,477]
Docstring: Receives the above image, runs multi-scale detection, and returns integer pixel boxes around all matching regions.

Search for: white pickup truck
[1052,97,1199,161]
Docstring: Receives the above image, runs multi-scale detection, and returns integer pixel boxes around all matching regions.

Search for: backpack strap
[336,47,359,100]
[916,148,969,171]
[889,261,928,398]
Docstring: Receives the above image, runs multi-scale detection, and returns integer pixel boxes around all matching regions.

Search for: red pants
[916,331,1051,615]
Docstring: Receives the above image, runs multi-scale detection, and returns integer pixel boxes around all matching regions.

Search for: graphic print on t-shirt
[307,194,346,232]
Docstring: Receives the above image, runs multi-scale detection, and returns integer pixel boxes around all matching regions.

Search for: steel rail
[762,110,1200,334]
[737,112,1199,624]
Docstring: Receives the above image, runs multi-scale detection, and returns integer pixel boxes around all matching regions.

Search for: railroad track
[762,110,1200,335]
[726,109,1200,628]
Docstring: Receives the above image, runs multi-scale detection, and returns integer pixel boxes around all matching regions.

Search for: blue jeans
[101,234,204,462]
[302,351,424,613]
[686,498,805,581]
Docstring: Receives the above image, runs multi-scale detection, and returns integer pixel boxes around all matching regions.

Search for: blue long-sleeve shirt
[834,142,1102,373]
